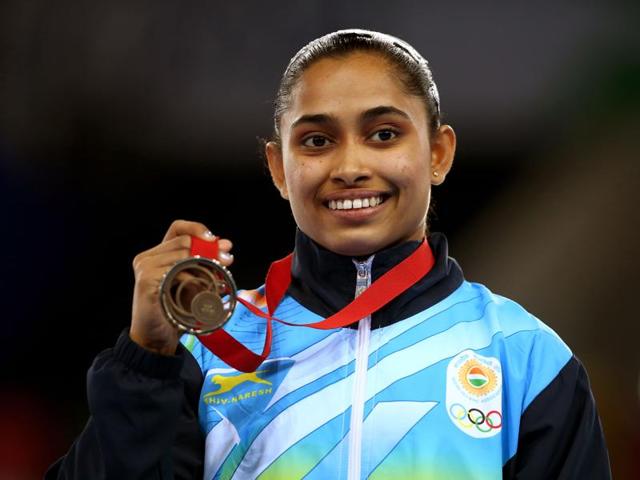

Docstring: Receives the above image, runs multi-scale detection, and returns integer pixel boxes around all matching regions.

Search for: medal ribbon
[190,235,435,372]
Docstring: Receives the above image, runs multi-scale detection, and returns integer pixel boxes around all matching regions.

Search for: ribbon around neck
[190,235,435,372]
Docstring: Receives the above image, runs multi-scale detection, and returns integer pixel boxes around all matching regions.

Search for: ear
[265,141,289,200]
[430,124,456,186]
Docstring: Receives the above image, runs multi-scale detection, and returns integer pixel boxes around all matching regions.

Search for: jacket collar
[287,228,464,329]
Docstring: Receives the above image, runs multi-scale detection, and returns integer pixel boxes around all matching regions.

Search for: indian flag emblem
[457,359,498,397]
[466,367,488,389]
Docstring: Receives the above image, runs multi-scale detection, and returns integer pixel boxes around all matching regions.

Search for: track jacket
[46,231,611,479]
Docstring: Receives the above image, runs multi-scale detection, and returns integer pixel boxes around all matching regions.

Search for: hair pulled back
[266,28,442,149]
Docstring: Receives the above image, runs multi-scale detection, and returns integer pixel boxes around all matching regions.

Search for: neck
[287,228,464,329]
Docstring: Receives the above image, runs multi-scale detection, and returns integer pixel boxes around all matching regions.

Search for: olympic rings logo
[449,403,502,433]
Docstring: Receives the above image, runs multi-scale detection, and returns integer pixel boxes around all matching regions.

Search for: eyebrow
[290,105,410,130]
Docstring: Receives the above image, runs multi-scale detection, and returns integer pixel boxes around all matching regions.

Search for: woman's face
[267,52,455,256]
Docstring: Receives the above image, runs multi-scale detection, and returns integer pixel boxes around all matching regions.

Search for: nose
[329,140,372,186]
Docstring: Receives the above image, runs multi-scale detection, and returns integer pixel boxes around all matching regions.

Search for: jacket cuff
[113,328,185,379]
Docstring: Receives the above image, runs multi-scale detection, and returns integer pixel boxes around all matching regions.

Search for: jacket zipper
[347,256,373,480]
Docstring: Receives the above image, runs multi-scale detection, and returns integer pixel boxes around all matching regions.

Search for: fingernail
[219,252,233,262]
[203,230,215,239]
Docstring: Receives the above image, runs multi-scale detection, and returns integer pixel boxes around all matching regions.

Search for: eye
[302,135,331,148]
[370,128,399,142]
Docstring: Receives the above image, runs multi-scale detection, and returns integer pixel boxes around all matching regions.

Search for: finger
[135,249,191,276]
[145,236,232,259]
[162,219,214,243]
[136,265,175,300]
[133,235,192,270]
[138,235,192,259]
[217,250,234,267]
[218,238,233,252]
[135,236,234,272]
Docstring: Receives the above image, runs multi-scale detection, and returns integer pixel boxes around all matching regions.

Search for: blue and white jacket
[46,231,611,480]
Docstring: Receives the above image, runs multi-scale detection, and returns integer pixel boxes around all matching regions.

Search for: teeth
[328,195,384,210]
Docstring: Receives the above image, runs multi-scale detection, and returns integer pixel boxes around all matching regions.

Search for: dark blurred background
[1,1,638,478]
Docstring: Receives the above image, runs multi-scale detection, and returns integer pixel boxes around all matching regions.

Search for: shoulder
[444,281,605,468]
[461,281,614,477]
[456,279,570,346]
[447,280,573,407]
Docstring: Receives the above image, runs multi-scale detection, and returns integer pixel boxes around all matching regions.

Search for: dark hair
[261,28,442,151]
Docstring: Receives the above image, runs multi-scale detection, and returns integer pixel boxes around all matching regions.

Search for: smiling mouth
[325,194,388,211]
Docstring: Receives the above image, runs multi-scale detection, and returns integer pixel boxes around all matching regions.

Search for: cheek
[385,155,430,190]
[284,159,321,202]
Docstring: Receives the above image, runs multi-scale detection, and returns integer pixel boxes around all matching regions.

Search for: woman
[47,29,610,479]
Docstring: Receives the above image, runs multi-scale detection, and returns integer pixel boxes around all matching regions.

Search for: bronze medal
[159,256,237,334]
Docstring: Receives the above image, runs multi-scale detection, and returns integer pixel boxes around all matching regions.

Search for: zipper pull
[353,257,373,297]
[357,263,367,278]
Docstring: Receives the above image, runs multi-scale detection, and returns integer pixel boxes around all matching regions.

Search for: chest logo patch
[207,370,272,397]
[446,350,502,438]
[201,358,294,411]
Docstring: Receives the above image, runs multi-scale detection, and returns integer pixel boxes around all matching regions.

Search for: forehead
[283,52,427,129]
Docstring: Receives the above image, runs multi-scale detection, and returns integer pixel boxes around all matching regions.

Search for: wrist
[115,328,184,379]
[129,327,178,356]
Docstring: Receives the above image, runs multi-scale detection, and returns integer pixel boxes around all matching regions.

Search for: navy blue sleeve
[45,329,204,480]
[503,355,611,479]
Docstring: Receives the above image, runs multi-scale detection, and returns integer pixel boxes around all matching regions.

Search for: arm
[46,221,231,479]
[502,355,611,479]
[45,329,204,480]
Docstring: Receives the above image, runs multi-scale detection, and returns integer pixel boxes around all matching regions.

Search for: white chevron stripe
[265,296,467,410]
[231,318,500,480]
[266,331,347,408]
[204,410,240,480]
[306,401,437,479]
